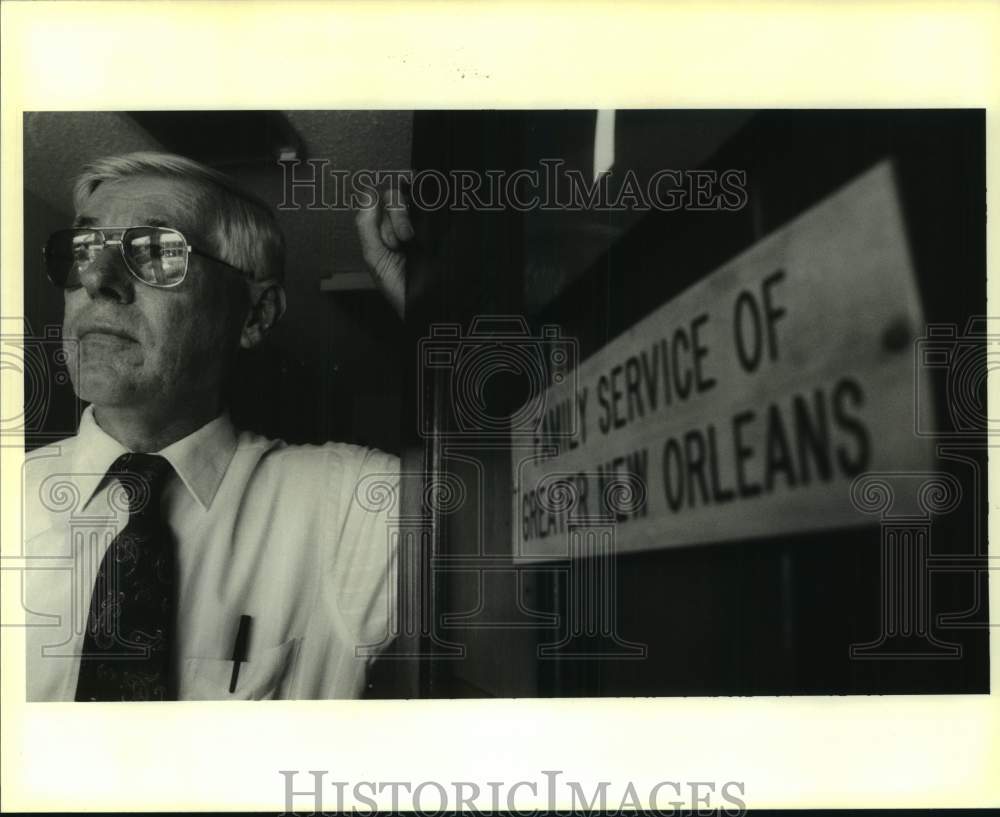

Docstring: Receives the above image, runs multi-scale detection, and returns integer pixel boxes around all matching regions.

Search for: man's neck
[91,399,223,453]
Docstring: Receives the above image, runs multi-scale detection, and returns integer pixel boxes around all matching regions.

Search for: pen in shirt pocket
[228,614,253,694]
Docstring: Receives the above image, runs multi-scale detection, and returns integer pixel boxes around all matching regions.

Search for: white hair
[73,151,285,282]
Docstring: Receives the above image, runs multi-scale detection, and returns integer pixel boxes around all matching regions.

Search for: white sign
[513,161,934,561]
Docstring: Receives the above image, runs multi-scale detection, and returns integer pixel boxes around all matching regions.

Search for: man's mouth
[77,325,138,343]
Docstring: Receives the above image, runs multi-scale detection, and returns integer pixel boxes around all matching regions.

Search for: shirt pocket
[180,638,300,700]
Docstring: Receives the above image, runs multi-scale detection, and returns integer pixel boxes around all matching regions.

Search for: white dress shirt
[22,405,399,701]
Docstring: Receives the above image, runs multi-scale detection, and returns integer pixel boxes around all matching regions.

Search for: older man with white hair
[24,152,412,701]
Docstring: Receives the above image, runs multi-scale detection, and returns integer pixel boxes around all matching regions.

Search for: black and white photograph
[1,2,997,814]
[17,107,989,702]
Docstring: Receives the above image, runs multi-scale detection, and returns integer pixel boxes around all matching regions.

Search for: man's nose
[79,245,135,303]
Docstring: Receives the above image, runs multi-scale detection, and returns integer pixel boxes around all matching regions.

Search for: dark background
[395,109,990,698]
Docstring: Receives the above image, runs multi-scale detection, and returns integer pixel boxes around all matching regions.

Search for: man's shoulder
[19,436,85,538]
[24,433,80,460]
[22,435,80,482]
[232,429,399,481]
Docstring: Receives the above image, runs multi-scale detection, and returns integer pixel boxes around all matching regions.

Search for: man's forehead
[74,175,208,233]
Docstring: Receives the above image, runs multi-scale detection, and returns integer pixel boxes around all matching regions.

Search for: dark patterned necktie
[75,453,177,701]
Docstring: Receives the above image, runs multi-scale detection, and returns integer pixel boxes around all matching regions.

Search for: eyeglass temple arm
[187,246,253,280]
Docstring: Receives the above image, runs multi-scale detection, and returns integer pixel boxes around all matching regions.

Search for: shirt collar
[74,405,238,512]
[71,406,129,513]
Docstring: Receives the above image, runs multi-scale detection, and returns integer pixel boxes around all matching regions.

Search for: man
[24,152,412,700]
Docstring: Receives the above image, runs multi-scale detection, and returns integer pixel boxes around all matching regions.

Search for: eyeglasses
[44,226,252,289]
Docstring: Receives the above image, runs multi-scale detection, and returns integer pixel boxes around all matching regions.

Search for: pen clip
[228,614,252,694]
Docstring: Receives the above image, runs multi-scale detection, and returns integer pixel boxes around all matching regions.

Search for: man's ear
[240,280,286,349]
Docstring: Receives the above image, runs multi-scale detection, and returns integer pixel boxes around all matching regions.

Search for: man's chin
[72,370,146,408]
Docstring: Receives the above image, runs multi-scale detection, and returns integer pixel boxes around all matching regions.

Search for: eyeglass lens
[46,227,188,288]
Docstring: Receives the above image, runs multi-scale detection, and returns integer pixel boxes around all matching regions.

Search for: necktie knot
[109,453,173,516]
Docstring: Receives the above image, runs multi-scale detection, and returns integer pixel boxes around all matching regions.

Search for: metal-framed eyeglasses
[44,226,252,289]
